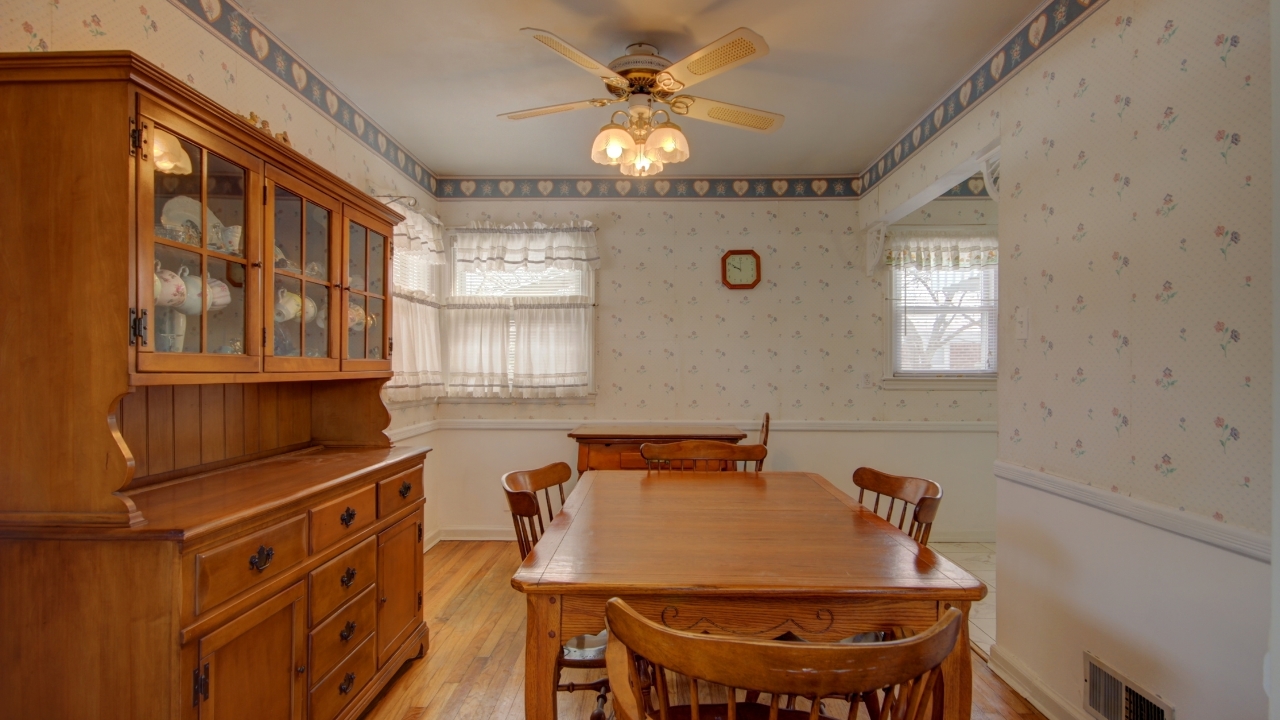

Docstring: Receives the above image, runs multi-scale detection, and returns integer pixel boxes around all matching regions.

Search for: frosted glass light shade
[590,124,638,165]
[152,128,193,175]
[620,146,663,177]
[647,121,689,163]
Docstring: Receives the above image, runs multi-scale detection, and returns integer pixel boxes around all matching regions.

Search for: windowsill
[880,376,996,391]
[435,394,597,406]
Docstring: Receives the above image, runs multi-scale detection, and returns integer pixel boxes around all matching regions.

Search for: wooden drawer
[377,467,423,517]
[310,485,377,553]
[310,632,377,720]
[310,585,377,684]
[310,536,376,623]
[196,515,307,614]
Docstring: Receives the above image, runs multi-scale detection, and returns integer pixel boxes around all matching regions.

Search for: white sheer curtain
[512,296,593,398]
[885,226,998,269]
[452,221,600,271]
[444,296,513,397]
[385,202,446,403]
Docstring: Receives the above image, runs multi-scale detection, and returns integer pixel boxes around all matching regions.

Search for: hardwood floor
[359,541,1046,720]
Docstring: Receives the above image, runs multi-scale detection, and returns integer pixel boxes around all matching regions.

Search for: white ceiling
[239,0,1040,177]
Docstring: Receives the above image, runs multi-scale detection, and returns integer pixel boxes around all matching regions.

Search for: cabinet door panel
[136,95,263,374]
[196,581,306,720]
[264,165,342,373]
[376,509,423,667]
[340,205,392,371]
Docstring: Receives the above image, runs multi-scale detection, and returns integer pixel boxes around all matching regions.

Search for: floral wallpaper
[872,0,1271,534]
[438,198,997,424]
[0,0,434,212]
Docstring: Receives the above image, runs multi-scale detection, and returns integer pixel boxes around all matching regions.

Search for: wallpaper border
[433,176,862,201]
[858,0,1110,194]
[993,461,1270,562]
[164,0,439,196]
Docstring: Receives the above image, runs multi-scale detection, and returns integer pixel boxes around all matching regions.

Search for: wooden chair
[640,440,767,472]
[756,413,770,471]
[606,597,961,720]
[852,467,943,547]
[501,462,609,720]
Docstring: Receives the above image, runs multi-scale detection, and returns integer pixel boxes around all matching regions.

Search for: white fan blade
[665,96,784,133]
[654,28,770,93]
[521,28,630,90]
[498,98,618,121]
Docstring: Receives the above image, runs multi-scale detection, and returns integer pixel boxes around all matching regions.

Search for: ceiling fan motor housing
[607,44,673,99]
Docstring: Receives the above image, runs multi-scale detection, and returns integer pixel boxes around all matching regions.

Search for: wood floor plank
[358,541,1045,720]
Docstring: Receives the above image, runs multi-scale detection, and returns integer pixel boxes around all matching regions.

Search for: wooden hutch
[0,52,429,720]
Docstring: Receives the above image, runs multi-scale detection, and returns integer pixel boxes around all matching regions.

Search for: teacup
[275,288,303,323]
[175,267,206,316]
[154,262,188,308]
[347,302,366,330]
[207,278,232,311]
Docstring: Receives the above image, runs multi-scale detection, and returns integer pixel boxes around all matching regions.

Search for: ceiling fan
[499,27,784,176]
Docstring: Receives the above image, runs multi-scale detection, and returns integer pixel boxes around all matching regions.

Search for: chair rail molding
[993,460,1270,563]
[387,418,997,442]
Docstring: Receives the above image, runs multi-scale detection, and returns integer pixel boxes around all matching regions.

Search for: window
[445,223,598,399]
[887,230,997,378]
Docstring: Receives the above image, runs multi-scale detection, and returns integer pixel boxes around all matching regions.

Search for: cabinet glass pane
[305,201,329,281]
[208,258,247,354]
[273,274,303,357]
[273,186,302,273]
[348,221,366,291]
[153,130,203,249]
[304,282,329,358]
[346,294,366,359]
[368,231,385,295]
[153,244,201,353]
[366,297,384,360]
[206,153,246,257]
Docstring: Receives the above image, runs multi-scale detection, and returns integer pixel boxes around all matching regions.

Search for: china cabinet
[0,51,424,720]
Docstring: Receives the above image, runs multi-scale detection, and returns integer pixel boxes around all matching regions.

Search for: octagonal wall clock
[721,249,761,289]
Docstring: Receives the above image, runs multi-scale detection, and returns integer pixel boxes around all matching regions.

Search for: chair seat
[661,703,836,720]
[560,629,608,668]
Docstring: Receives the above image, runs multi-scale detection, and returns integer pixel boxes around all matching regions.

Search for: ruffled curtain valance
[886,227,999,269]
[389,201,445,263]
[452,221,600,272]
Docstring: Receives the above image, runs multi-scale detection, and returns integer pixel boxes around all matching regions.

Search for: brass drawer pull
[399,481,413,499]
[340,567,357,588]
[339,672,356,695]
[248,545,274,572]
[340,620,357,642]
[339,507,357,528]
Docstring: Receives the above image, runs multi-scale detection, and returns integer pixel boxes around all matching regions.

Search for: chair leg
[591,684,609,720]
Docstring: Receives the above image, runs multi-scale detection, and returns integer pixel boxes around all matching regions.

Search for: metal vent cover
[1083,652,1174,720]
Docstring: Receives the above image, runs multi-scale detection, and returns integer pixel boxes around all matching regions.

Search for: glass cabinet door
[136,99,262,373]
[341,207,392,370]
[264,166,341,372]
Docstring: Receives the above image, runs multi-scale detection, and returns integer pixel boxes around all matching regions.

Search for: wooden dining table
[510,469,987,720]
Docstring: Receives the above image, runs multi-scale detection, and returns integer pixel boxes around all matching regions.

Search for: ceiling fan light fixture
[590,123,637,165]
[646,121,689,163]
[620,147,663,177]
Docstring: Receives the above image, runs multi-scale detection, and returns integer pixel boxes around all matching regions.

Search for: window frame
[881,236,998,391]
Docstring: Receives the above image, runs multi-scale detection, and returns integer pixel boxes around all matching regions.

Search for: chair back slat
[501,462,574,560]
[605,598,961,720]
[851,467,943,548]
[640,441,767,473]
[756,413,770,471]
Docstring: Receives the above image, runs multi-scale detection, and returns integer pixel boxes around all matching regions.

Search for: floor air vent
[1083,652,1174,720]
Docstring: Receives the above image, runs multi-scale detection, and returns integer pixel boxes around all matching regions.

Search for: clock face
[721,250,761,289]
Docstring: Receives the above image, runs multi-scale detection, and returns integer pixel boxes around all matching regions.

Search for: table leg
[940,601,972,720]
[525,594,563,720]
[576,444,590,474]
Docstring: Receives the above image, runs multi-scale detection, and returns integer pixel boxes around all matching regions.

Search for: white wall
[992,477,1270,719]
[393,421,996,544]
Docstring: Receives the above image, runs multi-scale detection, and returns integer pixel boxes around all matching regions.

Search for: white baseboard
[422,527,443,552]
[927,530,996,543]
[440,525,517,541]
[989,645,1092,720]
